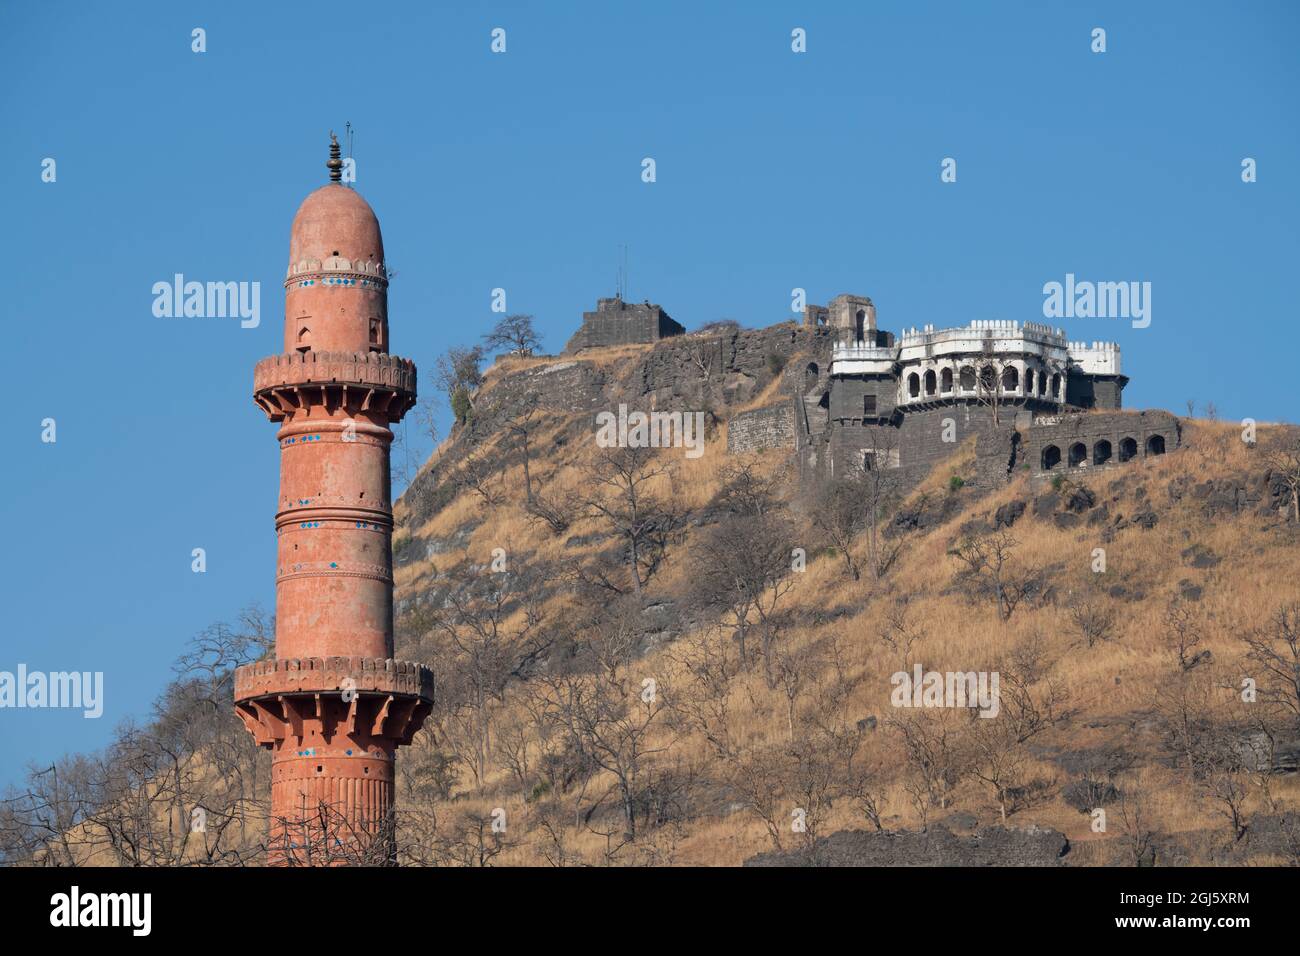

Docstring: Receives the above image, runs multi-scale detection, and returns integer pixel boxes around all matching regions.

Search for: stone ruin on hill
[564,295,686,353]
[727,292,1181,489]
[554,289,1181,492]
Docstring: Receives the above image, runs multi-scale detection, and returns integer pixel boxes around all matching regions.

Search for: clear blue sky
[2,0,1297,787]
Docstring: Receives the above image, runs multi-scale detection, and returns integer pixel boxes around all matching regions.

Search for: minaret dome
[282,135,389,355]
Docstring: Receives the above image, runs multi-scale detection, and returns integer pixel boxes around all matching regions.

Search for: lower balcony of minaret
[233,656,433,750]
[234,657,433,864]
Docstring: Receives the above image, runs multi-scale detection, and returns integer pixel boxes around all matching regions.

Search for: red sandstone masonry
[234,656,434,700]
[233,159,432,864]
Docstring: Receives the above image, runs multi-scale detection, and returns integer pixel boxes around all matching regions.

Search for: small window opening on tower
[297,325,311,353]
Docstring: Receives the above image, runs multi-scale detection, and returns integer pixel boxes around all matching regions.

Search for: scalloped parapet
[253,350,416,392]
[286,255,387,283]
[234,655,433,703]
[252,351,417,422]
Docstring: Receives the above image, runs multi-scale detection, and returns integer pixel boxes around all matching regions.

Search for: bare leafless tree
[688,512,795,685]
[973,357,1013,426]
[482,314,541,356]
[1154,667,1218,777]
[810,472,872,581]
[997,635,1070,745]
[536,601,673,842]
[525,487,578,535]
[455,442,505,508]
[948,530,1039,621]
[1265,434,1300,522]
[969,716,1031,822]
[492,394,541,505]
[879,598,922,673]
[889,709,970,813]
[581,447,679,594]
[1,607,275,867]
[412,394,440,447]
[1242,604,1300,727]
[1162,597,1205,670]
[426,562,554,788]
[715,458,782,517]
[1114,777,1159,866]
[1067,593,1118,648]
[665,624,742,760]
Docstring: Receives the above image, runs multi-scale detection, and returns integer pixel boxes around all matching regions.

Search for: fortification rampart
[1024,409,1179,474]
[564,296,686,353]
[728,401,797,453]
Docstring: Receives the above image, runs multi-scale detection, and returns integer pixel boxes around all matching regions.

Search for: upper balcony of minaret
[257,135,415,424]
[252,350,417,424]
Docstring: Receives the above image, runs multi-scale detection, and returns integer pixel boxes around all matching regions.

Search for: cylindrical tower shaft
[235,134,433,865]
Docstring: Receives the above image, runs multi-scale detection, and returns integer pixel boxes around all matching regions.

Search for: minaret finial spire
[326,131,343,182]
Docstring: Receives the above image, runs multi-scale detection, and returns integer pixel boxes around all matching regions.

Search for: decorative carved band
[275,504,393,529]
[285,256,387,283]
[276,561,393,584]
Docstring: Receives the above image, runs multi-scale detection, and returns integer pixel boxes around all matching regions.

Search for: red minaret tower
[234,134,433,865]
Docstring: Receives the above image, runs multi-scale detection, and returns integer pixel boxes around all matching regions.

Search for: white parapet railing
[830,342,898,376]
[831,343,897,362]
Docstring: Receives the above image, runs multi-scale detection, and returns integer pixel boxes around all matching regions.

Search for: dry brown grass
[393,364,1300,865]
[732,375,791,414]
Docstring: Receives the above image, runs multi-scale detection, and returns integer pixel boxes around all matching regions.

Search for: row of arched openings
[906,365,1061,400]
[1041,435,1165,470]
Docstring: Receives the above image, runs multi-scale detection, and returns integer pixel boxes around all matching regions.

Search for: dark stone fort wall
[727,401,797,453]
[1023,409,1180,472]
[635,323,825,403]
[569,311,663,350]
[476,359,610,423]
[831,405,1178,484]
[831,405,999,475]
[567,305,690,352]
[657,312,686,339]
[1066,372,1124,411]
[477,324,827,432]
[829,374,899,421]
[729,324,823,374]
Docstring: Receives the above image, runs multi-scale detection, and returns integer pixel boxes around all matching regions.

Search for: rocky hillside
[8,324,1298,868]
[387,328,1300,867]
